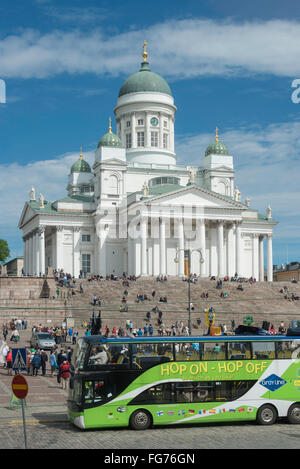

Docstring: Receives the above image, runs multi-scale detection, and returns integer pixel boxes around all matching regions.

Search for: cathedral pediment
[18,202,37,228]
[144,184,243,209]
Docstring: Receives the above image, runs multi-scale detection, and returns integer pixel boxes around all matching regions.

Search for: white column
[267,234,273,282]
[235,223,242,276]
[23,237,28,275]
[28,233,33,275]
[227,223,235,277]
[145,112,150,148]
[217,221,224,277]
[97,228,107,276]
[200,219,206,277]
[55,226,63,270]
[141,217,148,276]
[259,235,264,281]
[160,217,166,275]
[178,218,185,277]
[252,234,259,280]
[39,226,46,276]
[73,227,81,278]
[131,112,136,148]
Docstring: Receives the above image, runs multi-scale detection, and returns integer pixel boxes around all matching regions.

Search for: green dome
[205,137,229,157]
[118,62,172,97]
[71,157,91,174]
[97,130,123,148]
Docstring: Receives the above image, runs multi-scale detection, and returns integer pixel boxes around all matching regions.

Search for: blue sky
[1,0,300,267]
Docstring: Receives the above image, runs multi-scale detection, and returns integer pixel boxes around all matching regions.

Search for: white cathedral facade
[19,44,277,281]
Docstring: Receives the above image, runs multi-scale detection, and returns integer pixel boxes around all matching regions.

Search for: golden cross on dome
[215,126,219,142]
[79,146,83,160]
[142,40,148,62]
[108,116,112,134]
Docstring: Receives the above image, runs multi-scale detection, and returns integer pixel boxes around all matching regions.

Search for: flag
[188,409,195,414]
[209,409,216,414]
[167,410,174,415]
[157,410,164,417]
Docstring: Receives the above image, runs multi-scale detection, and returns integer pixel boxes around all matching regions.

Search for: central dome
[118,62,172,98]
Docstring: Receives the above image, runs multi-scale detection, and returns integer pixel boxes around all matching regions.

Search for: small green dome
[71,152,91,174]
[205,129,229,156]
[205,140,229,156]
[119,62,172,98]
[97,131,123,148]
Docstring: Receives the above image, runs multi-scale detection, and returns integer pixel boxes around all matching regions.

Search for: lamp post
[174,248,204,334]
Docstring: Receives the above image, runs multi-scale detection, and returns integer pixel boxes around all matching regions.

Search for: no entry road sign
[11,375,28,400]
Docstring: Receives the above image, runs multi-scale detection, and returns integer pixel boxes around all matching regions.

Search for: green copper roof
[71,158,91,174]
[118,62,172,97]
[205,140,229,157]
[97,130,123,148]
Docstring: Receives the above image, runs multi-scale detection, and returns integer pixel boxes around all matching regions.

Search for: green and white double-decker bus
[68,334,300,430]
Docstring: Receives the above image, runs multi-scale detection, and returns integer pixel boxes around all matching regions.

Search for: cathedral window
[151,131,158,147]
[81,254,91,274]
[163,133,168,149]
[137,119,144,125]
[108,174,119,195]
[126,133,132,148]
[137,132,144,147]
[82,234,91,242]
[149,176,180,186]
[126,121,130,127]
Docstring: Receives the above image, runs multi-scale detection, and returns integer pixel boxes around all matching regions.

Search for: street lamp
[174,248,204,334]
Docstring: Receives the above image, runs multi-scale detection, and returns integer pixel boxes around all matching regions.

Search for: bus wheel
[130,409,152,430]
[257,404,277,425]
[287,404,300,424]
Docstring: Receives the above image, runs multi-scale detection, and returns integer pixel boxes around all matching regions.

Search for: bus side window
[252,341,275,360]
[228,342,251,360]
[276,340,300,359]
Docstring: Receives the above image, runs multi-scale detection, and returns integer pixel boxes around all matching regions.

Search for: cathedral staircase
[1,276,300,334]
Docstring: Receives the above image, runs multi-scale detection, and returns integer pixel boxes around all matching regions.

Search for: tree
[0,239,10,264]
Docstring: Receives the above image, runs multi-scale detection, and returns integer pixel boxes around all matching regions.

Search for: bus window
[175,382,215,403]
[276,340,300,359]
[129,383,173,405]
[83,380,117,407]
[202,342,227,360]
[75,339,89,369]
[175,343,200,361]
[252,341,275,360]
[134,343,173,369]
[88,343,130,366]
[228,342,251,360]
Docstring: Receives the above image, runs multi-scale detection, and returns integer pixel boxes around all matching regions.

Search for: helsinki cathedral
[19,42,277,280]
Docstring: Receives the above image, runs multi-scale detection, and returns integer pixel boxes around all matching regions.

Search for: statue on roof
[142,181,149,197]
[39,193,44,208]
[30,187,36,201]
[234,187,241,202]
[267,204,272,219]
[188,167,196,184]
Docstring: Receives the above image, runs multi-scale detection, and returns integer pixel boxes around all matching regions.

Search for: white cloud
[1,18,300,79]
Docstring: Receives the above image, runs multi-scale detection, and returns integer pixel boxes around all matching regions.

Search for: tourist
[49,350,58,377]
[40,350,48,376]
[6,348,13,375]
[60,360,71,390]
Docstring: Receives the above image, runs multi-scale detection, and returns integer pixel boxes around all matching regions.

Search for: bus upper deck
[73,334,300,372]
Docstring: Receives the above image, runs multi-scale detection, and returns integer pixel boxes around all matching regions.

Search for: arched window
[108,174,119,195]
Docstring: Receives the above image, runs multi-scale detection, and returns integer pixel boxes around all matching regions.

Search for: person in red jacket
[60,360,70,390]
[6,348,13,375]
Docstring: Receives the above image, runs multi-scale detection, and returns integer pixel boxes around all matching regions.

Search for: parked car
[30,332,56,350]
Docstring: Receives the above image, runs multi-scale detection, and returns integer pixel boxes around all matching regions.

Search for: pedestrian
[6,348,13,375]
[143,324,148,336]
[26,350,31,375]
[60,360,70,390]
[32,351,41,376]
[72,330,78,344]
[149,324,153,336]
[67,347,72,363]
[40,350,48,376]
[49,349,58,377]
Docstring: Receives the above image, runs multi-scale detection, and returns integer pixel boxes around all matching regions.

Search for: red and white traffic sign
[11,375,28,400]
